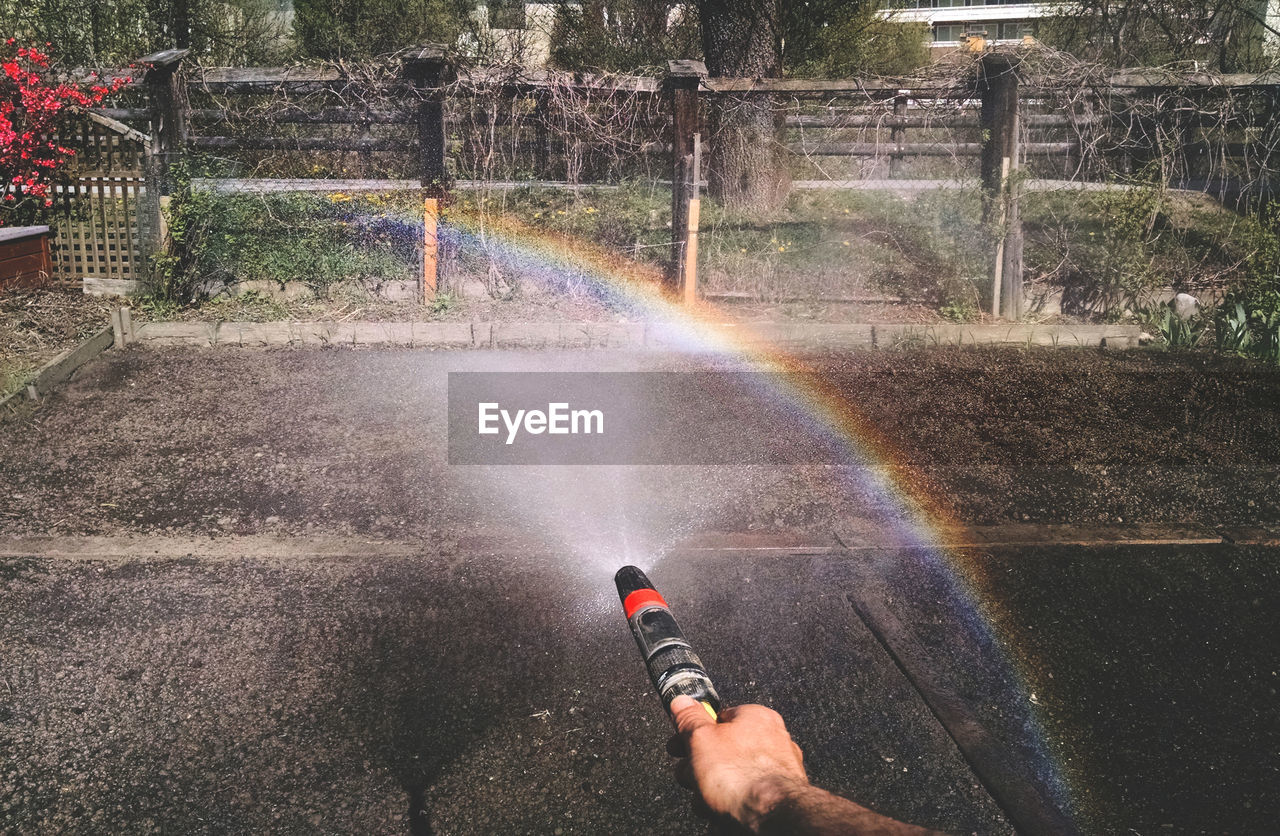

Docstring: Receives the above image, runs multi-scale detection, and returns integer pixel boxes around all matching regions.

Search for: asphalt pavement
[1,541,1014,834]
[3,537,1276,834]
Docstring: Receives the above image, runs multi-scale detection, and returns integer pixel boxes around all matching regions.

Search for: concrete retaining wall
[133,320,1144,350]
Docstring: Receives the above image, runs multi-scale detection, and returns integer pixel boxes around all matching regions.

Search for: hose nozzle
[615,565,721,718]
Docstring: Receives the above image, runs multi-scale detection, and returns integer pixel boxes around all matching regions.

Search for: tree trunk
[699,0,789,212]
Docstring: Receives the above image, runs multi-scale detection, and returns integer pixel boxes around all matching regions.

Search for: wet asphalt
[3,541,1277,834]
[1,545,1009,834]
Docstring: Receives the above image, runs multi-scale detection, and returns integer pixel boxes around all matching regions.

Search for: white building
[882,0,1055,53]
[464,3,559,67]
[884,0,1280,58]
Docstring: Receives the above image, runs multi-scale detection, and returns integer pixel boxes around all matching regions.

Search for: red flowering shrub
[0,40,131,226]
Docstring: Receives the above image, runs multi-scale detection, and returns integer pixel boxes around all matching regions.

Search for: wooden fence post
[890,92,908,176]
[404,44,451,300]
[403,44,451,195]
[979,53,1023,320]
[683,133,702,305]
[534,94,551,179]
[665,60,707,291]
[139,48,189,264]
[422,197,439,302]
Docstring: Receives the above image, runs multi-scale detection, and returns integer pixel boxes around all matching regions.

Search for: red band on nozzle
[623,588,668,619]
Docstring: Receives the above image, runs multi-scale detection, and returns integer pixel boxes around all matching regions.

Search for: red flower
[0,41,127,226]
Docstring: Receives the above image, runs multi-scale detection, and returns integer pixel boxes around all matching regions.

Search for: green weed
[939,299,978,322]
[135,295,182,320]
[1216,303,1253,353]
[1157,307,1209,349]
[428,292,457,315]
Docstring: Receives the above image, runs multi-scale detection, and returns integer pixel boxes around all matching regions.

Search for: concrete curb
[0,523,1253,564]
[132,320,1144,350]
[701,523,1227,552]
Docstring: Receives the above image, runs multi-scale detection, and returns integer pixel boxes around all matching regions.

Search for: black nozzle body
[615,565,721,717]
[614,565,654,601]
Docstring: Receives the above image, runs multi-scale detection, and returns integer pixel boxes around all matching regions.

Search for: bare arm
[668,695,939,836]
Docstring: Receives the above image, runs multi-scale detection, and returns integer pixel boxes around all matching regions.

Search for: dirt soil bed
[159,288,628,324]
[0,345,1276,540]
[0,289,117,399]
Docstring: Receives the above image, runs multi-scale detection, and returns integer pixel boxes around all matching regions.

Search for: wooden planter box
[0,225,52,291]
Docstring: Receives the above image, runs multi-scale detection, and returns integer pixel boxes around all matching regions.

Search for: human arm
[668,695,939,835]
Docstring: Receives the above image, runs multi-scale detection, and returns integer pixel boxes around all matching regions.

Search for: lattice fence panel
[49,176,148,285]
[47,120,149,286]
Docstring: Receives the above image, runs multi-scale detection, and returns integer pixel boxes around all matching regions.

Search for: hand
[667,696,809,830]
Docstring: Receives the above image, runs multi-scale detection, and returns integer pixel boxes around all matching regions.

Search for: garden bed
[164,182,1249,325]
[0,288,117,400]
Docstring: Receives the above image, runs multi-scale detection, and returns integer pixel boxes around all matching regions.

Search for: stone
[1173,292,1200,320]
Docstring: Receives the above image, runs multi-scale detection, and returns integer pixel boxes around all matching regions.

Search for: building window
[932,24,966,42]
[998,21,1035,39]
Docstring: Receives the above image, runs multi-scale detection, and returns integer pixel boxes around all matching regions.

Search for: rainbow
[347,200,1076,825]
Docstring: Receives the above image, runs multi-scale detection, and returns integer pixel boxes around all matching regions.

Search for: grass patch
[180,190,420,292]
[1,357,37,401]
[1022,186,1248,314]
[484,184,990,309]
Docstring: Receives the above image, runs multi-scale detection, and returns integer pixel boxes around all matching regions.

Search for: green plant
[939,299,978,322]
[1156,307,1209,349]
[1257,309,1280,364]
[1021,167,1233,318]
[210,289,290,322]
[1217,288,1280,364]
[428,292,456,315]
[1131,297,1210,350]
[1236,202,1280,299]
[1216,303,1253,353]
[155,181,421,300]
[1242,294,1280,364]
[149,164,215,305]
[1093,175,1165,309]
[134,295,182,320]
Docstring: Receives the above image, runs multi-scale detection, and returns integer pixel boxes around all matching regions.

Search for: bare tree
[1041,0,1278,73]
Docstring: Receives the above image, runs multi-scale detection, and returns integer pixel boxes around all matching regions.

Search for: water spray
[615,565,721,721]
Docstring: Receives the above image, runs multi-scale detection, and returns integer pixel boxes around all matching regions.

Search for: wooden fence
[74,46,1280,318]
